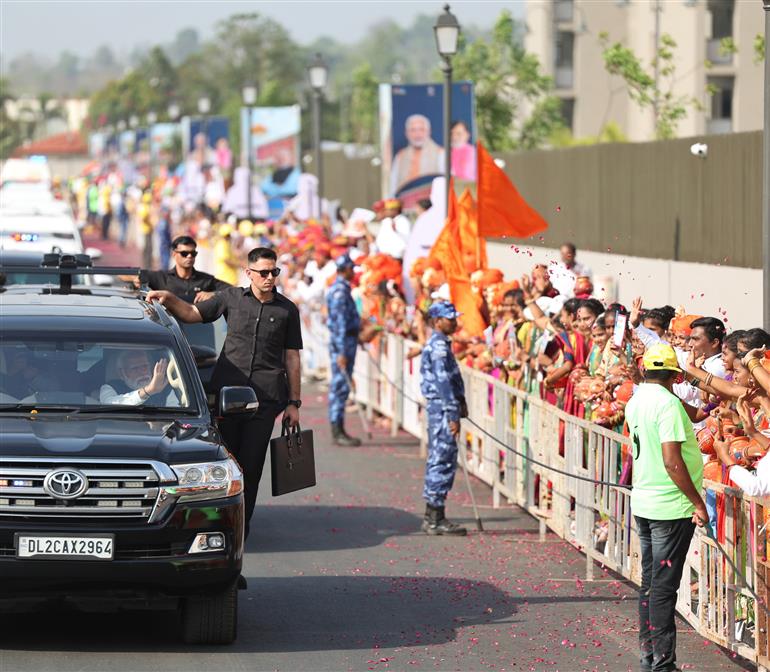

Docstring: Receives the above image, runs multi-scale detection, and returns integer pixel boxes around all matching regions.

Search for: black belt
[345,329,359,337]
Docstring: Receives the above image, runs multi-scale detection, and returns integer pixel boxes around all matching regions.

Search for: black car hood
[0,416,228,465]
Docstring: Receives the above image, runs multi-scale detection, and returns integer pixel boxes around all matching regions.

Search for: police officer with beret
[421,301,468,536]
[327,253,362,446]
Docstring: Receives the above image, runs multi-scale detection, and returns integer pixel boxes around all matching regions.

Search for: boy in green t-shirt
[624,344,708,672]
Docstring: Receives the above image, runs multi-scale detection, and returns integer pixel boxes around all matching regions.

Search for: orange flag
[457,188,488,273]
[428,182,486,336]
[427,181,460,272]
[477,142,548,239]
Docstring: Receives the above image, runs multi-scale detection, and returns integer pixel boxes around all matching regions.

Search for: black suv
[0,257,256,644]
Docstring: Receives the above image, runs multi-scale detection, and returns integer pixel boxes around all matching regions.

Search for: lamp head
[242,85,258,106]
[434,4,461,58]
[308,53,328,91]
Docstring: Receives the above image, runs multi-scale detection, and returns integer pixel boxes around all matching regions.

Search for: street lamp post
[762,0,770,331]
[242,85,258,219]
[146,111,157,181]
[308,53,328,219]
[198,96,211,160]
[434,4,461,214]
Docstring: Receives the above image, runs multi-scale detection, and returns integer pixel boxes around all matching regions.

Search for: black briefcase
[270,421,316,496]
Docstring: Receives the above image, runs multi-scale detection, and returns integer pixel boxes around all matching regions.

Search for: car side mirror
[190,344,218,369]
[219,386,259,416]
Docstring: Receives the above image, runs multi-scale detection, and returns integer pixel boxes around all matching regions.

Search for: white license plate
[16,534,114,560]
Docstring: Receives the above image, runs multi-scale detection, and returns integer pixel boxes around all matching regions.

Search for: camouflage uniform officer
[326,253,362,446]
[420,301,468,535]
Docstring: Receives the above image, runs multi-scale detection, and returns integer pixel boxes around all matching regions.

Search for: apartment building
[525,0,764,141]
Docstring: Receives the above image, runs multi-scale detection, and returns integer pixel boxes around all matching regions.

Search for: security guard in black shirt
[147,247,303,535]
[141,235,231,303]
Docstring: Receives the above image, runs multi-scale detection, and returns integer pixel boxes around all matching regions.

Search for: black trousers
[635,515,695,672]
[219,402,284,534]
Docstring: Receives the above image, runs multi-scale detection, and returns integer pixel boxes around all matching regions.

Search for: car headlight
[167,458,243,502]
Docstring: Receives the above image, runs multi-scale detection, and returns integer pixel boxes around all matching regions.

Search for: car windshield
[0,336,196,412]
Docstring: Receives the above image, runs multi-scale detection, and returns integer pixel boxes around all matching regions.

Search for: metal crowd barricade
[303,325,770,669]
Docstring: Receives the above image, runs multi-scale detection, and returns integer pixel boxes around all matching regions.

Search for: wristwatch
[287,399,302,409]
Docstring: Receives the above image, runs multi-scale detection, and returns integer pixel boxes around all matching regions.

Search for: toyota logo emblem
[43,469,88,500]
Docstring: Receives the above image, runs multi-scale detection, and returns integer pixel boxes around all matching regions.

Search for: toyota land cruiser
[0,256,256,644]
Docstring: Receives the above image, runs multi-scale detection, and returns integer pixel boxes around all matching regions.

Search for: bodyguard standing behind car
[140,235,231,303]
[420,301,468,536]
[327,253,362,446]
[147,247,303,536]
[624,343,707,672]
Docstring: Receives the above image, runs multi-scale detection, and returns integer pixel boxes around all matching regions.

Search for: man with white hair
[100,351,177,406]
[390,114,445,196]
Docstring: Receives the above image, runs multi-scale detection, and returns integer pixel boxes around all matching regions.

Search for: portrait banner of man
[380,82,475,201]
[180,116,230,164]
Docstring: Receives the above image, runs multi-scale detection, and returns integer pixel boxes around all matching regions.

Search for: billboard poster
[239,105,301,170]
[181,116,231,172]
[149,123,180,161]
[118,130,135,157]
[239,105,302,218]
[89,132,106,158]
[380,81,476,204]
[133,128,149,153]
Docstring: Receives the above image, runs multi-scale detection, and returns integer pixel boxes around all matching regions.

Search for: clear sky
[0,0,525,59]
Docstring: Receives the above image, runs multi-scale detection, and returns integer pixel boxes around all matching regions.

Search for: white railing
[301,323,770,669]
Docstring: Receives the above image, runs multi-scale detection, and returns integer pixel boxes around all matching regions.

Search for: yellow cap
[238,220,254,236]
[254,223,268,236]
[642,343,681,372]
[142,193,152,203]
[218,224,233,237]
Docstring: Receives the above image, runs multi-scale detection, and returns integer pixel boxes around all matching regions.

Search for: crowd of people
[70,165,770,493]
[70,158,770,669]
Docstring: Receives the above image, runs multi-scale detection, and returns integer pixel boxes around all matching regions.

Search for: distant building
[525,0,763,141]
[11,131,90,178]
[4,97,90,139]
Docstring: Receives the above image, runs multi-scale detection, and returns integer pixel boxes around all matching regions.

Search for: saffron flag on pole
[476,142,548,239]
[428,181,486,336]
[427,181,459,272]
[457,188,487,273]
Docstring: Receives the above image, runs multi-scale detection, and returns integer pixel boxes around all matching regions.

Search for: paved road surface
[1,236,754,671]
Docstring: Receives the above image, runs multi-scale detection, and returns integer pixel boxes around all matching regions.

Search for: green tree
[550,121,628,148]
[168,28,200,64]
[0,77,22,159]
[348,63,379,145]
[451,10,563,151]
[92,45,117,70]
[600,32,699,140]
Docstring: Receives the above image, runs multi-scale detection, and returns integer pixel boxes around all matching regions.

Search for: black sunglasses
[248,267,281,278]
[176,250,198,258]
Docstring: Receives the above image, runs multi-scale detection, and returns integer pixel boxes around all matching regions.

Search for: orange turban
[670,315,702,336]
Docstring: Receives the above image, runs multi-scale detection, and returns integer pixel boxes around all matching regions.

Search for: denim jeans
[635,516,695,672]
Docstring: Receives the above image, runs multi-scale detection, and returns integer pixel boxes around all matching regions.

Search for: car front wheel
[181,582,238,645]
